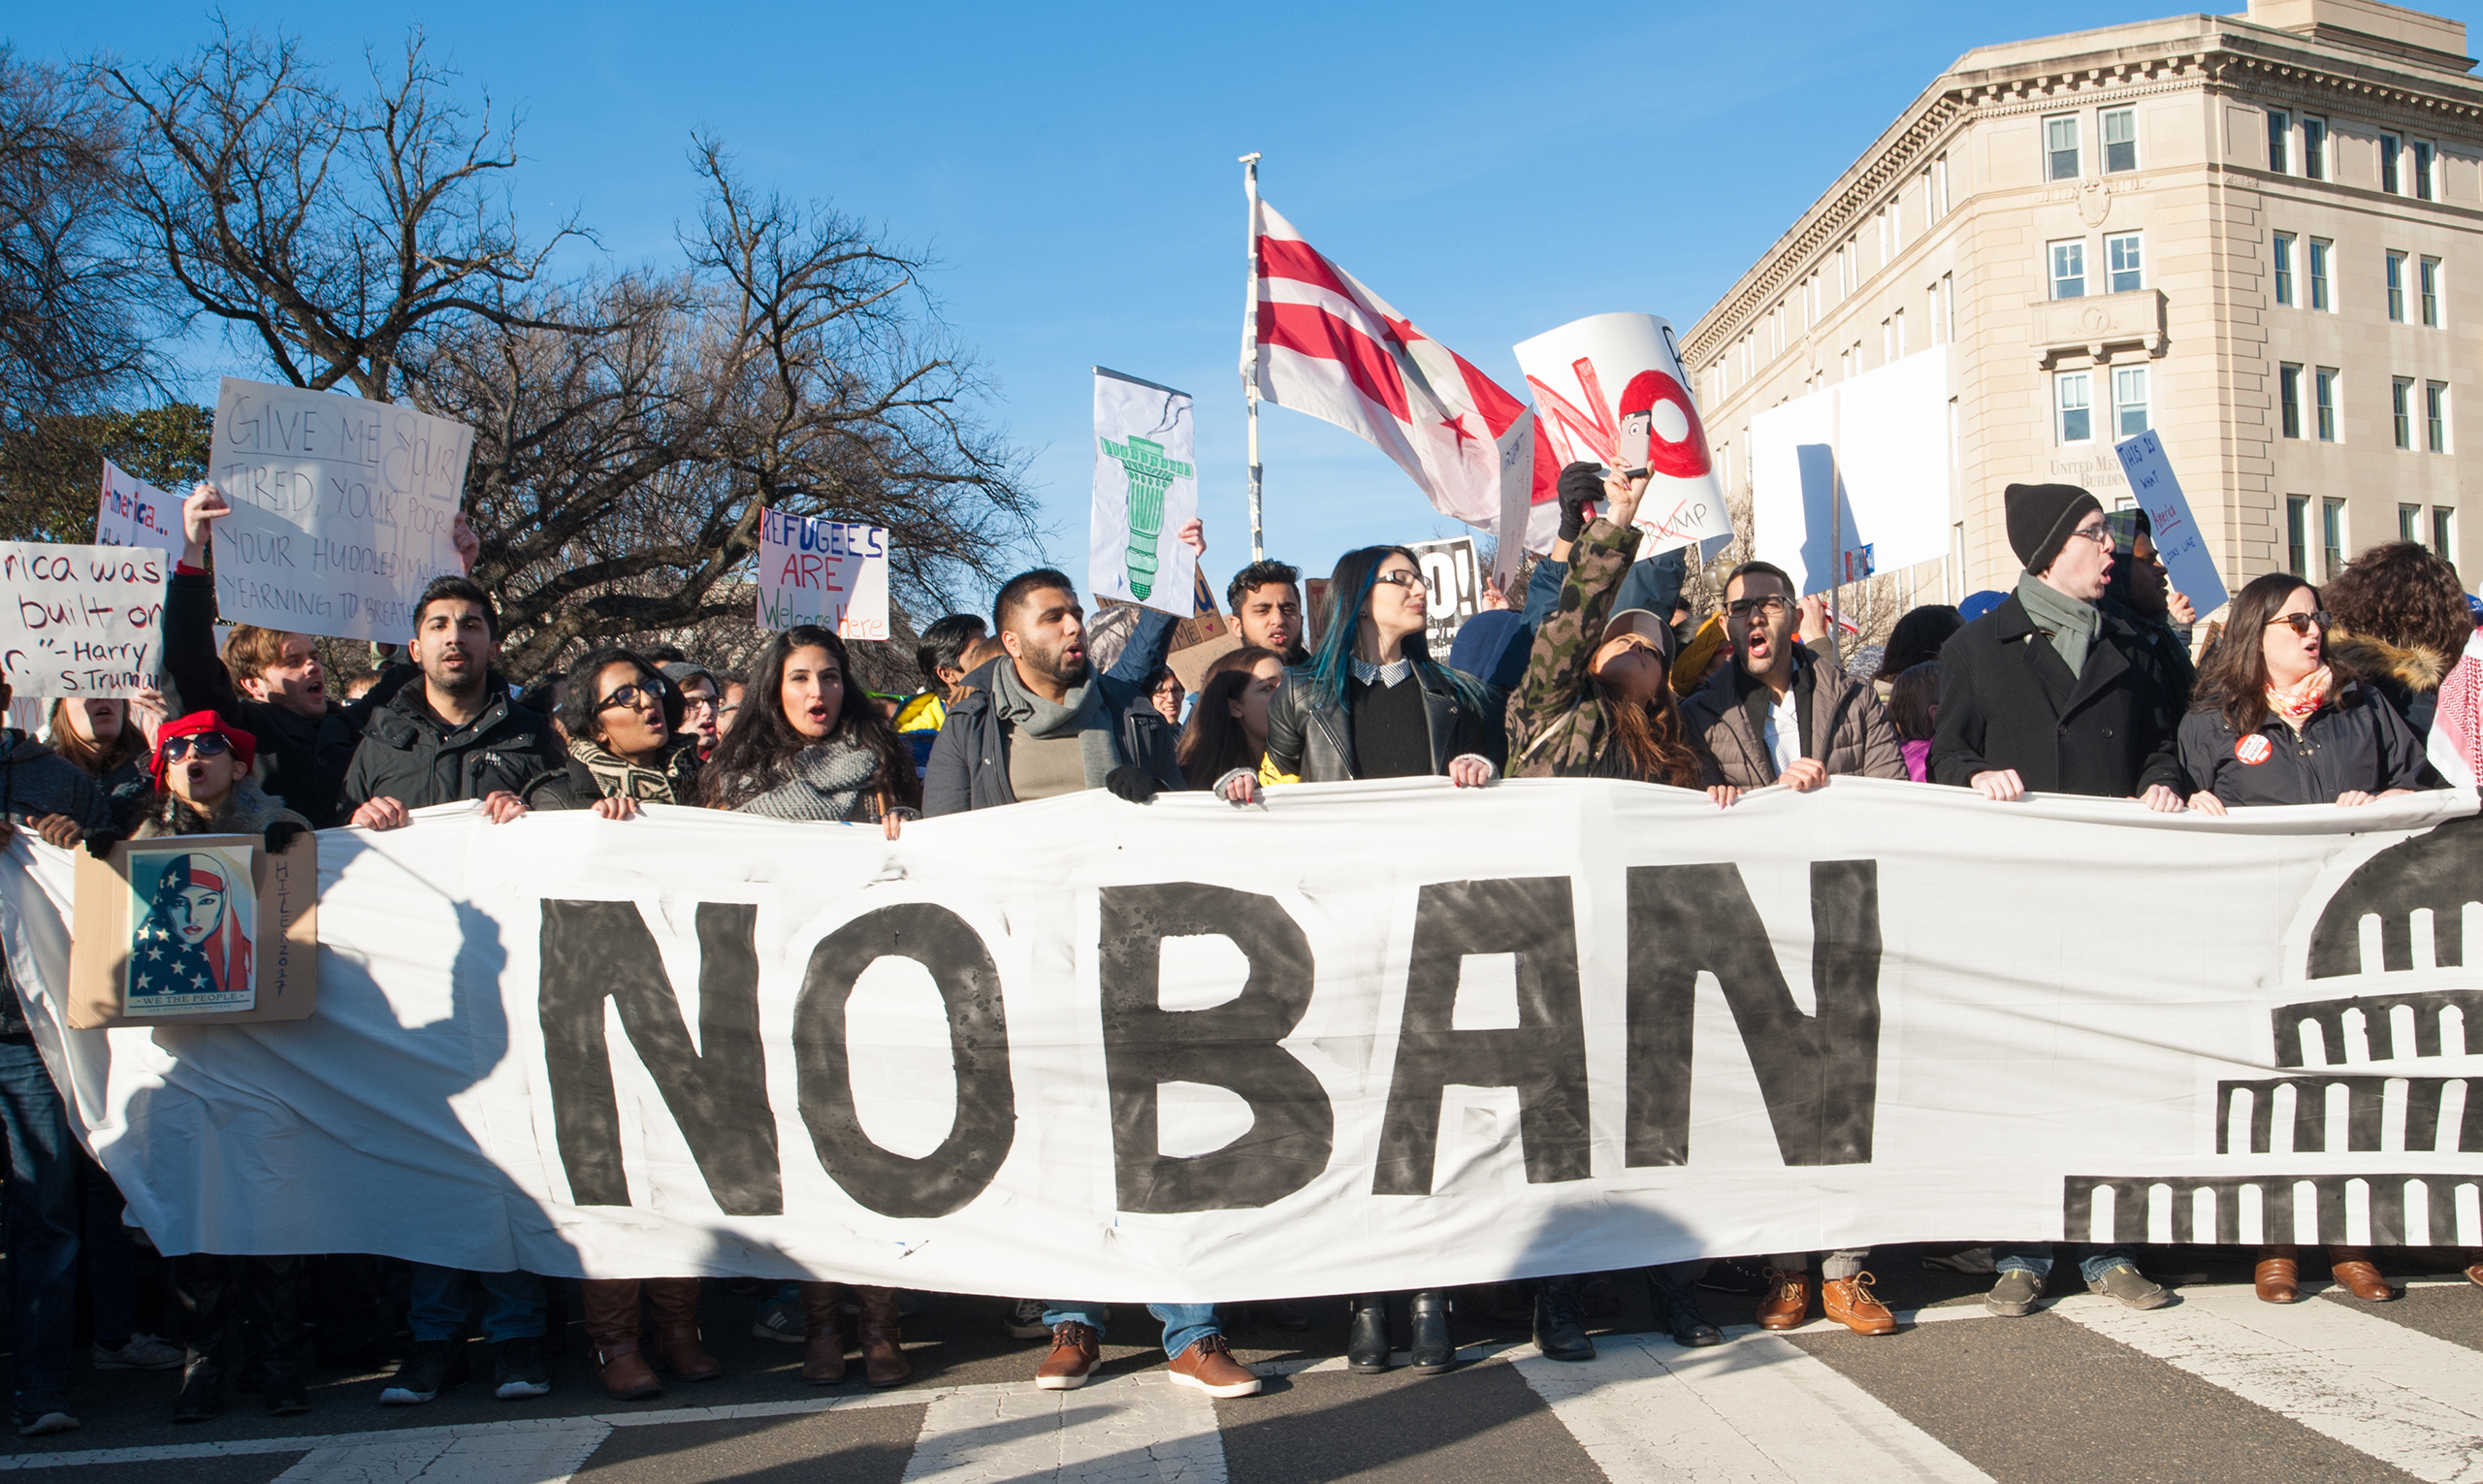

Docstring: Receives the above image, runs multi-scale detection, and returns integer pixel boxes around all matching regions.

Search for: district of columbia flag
[1251,199,1533,552]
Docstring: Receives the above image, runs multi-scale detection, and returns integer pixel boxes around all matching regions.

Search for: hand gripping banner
[3,779,2478,1301]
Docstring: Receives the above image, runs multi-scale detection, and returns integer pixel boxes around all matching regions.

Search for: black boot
[171,1254,232,1424]
[1407,1290,1454,1374]
[1648,1264,1723,1347]
[1346,1294,1391,1372]
[249,1256,311,1416]
[1532,1275,1595,1362]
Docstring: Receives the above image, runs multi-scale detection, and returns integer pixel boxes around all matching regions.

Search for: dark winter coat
[922,658,1183,816]
[340,677,563,815]
[0,731,114,1038]
[1260,659,1505,785]
[2329,629,2449,746]
[2177,683,2431,807]
[1929,591,2188,796]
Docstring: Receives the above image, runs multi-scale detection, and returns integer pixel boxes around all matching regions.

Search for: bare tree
[102,23,583,401]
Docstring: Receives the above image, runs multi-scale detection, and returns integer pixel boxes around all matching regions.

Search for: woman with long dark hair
[1176,646,1282,790]
[2323,540,2475,745]
[2178,572,2428,1307]
[47,696,158,832]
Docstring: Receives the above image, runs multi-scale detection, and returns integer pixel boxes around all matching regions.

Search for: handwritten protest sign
[95,461,179,554]
[1513,313,1731,559]
[1089,368,1199,618]
[0,542,167,697]
[2112,431,2230,615]
[207,377,474,644]
[756,510,890,639]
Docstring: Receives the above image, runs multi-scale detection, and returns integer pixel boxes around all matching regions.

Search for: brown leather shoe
[644,1277,724,1380]
[2255,1257,2301,1304]
[581,1279,661,1401]
[1822,1273,1896,1336]
[2327,1248,2398,1303]
[2467,1262,2483,1289]
[1167,1334,1261,1398]
[798,1281,846,1386]
[1035,1321,1099,1390]
[1756,1268,1811,1330]
[855,1285,912,1388]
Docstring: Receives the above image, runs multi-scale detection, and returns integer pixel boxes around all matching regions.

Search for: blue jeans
[1043,1302,1218,1362]
[1994,1243,2134,1285]
[0,1039,80,1415]
[408,1264,545,1342]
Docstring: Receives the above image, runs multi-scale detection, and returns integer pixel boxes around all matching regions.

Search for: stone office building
[1683,0,2481,609]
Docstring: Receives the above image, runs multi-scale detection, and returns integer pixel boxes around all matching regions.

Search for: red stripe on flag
[1449,348,1527,438]
[1257,236,1360,304]
[1258,302,1411,422]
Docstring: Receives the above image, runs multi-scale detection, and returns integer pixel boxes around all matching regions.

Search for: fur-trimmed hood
[2331,629,2449,695]
[133,777,306,840]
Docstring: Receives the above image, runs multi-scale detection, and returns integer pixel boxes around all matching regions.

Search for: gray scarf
[988,661,1122,788]
[2016,572,2100,678]
[735,738,885,822]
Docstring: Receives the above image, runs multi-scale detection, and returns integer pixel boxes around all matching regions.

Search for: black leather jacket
[1260,662,1504,784]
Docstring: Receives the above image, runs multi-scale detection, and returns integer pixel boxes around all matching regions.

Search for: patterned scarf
[570,734,698,805]
[2265,665,2332,730]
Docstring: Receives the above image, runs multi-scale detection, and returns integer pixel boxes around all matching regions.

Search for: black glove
[1104,765,1162,804]
[81,827,125,861]
[264,821,308,855]
[1557,461,1603,542]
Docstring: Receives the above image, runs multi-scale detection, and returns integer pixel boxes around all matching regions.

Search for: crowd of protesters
[0,466,2479,1435]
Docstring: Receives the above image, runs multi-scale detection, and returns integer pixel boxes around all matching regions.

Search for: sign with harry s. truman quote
[207,378,476,644]
[0,542,167,698]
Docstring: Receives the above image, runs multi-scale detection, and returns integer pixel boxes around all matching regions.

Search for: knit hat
[2005,483,2103,574]
[152,711,257,788]
[1670,613,1726,697]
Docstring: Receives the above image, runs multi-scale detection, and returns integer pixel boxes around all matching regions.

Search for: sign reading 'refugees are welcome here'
[208,378,477,644]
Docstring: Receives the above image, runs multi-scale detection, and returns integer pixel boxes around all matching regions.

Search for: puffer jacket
[1679,647,1906,789]
[340,676,563,814]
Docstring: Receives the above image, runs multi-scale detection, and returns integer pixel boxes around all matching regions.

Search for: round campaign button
[2235,734,2273,765]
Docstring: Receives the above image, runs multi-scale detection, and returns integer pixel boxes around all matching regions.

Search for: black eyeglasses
[1373,570,1426,591]
[2264,610,2332,635]
[1725,596,1790,619]
[595,683,663,713]
[160,733,231,762]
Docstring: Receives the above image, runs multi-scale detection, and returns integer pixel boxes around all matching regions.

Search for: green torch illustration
[1099,434,1192,600]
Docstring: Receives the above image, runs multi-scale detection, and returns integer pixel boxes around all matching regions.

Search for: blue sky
[22,2,2477,610]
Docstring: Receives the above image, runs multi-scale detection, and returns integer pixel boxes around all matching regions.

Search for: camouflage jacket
[1511,516,1642,777]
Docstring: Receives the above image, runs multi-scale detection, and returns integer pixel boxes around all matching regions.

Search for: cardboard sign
[2112,431,2231,615]
[756,510,890,639]
[96,460,179,553]
[207,377,475,644]
[0,542,167,697]
[1090,369,1199,617]
[68,829,317,1028]
[1513,313,1731,558]
[1409,535,1482,663]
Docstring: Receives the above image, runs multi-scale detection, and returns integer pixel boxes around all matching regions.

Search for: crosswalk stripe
[1513,1333,1995,1484]
[898,1372,1226,1484]
[2051,1290,2483,1484]
[269,1419,608,1483]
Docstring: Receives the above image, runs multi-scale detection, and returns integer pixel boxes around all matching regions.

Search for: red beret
[152,711,257,789]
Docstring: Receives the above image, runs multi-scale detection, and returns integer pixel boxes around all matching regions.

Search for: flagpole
[1240,152,1265,563]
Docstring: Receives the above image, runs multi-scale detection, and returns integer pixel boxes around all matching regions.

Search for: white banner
[1089,369,1198,617]
[95,460,179,554]
[755,510,891,639]
[2112,430,2232,616]
[0,542,167,698]
[3,781,2479,1297]
[1752,349,1951,597]
[207,377,474,644]
[1514,313,1731,559]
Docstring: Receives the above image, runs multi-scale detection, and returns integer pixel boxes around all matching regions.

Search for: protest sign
[756,509,890,639]
[1514,313,1731,559]
[6,781,2476,1297]
[2113,430,2232,615]
[1408,535,1481,663]
[95,460,179,554]
[0,542,167,698]
[1751,348,1951,597]
[1090,369,1199,617]
[206,377,474,643]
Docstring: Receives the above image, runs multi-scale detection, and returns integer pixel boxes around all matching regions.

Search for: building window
[2303,116,2328,180]
[2107,233,2144,293]
[2273,232,2295,306]
[2395,378,2414,449]
[2113,365,2150,437]
[2402,503,2425,542]
[2322,498,2346,579]
[2280,364,2303,438]
[2050,240,2086,299]
[1928,280,1943,343]
[2435,505,2455,558]
[2287,494,2310,576]
[2427,381,2448,452]
[2421,257,2440,327]
[1942,273,1954,344]
[2046,115,2080,180]
[2382,132,2403,193]
[2414,140,2436,200]
[2388,252,2407,321]
[2103,108,2138,173]
[1935,153,1951,217]
[2308,239,2332,310]
[2268,109,2291,174]
[2315,368,2338,441]
[2057,371,2093,443]
[1892,307,1906,358]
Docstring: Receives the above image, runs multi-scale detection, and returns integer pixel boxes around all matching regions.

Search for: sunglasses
[160,733,231,762]
[595,682,664,713]
[2263,610,2332,636]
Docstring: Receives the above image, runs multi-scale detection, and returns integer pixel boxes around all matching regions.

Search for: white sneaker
[93,1334,185,1371]
[15,1410,78,1437]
